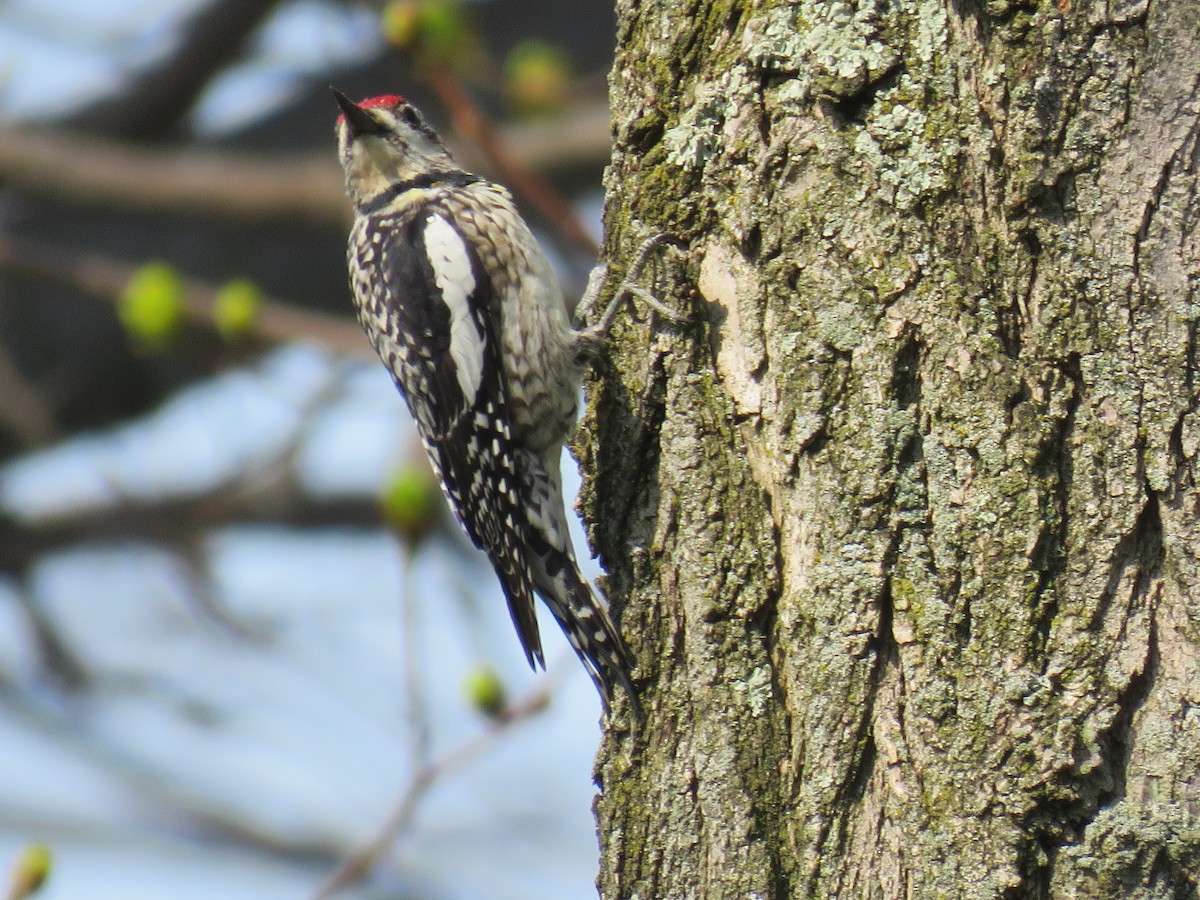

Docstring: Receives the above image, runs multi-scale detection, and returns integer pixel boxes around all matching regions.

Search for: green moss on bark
[588,0,1200,897]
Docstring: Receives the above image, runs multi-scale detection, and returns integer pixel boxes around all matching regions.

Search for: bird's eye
[401,107,422,128]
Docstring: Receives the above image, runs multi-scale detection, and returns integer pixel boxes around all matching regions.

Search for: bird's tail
[518,450,639,716]
[536,537,639,716]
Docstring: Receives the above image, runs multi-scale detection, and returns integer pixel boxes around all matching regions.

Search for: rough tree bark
[577,0,1200,897]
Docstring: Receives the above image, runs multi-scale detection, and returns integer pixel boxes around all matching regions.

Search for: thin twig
[0,346,58,448]
[400,549,432,769]
[311,671,561,899]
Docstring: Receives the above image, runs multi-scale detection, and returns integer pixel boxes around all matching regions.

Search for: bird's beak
[331,87,386,137]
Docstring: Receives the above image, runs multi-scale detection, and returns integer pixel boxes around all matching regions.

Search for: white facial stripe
[424,214,484,403]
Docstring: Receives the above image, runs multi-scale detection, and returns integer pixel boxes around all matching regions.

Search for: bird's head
[331,88,458,208]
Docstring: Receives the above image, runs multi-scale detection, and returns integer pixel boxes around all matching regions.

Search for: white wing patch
[423,213,484,403]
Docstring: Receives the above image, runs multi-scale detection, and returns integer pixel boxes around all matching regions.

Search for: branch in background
[0,106,610,225]
[175,543,275,642]
[64,0,285,139]
[0,236,372,359]
[312,673,558,900]
[0,363,416,574]
[0,488,393,683]
[14,585,90,691]
[0,128,348,224]
[0,348,58,449]
[0,486,384,575]
[0,357,404,676]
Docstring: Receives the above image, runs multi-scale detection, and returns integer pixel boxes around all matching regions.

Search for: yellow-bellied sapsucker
[332,89,666,714]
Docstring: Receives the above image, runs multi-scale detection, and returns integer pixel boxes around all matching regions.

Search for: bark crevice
[594,1,1200,896]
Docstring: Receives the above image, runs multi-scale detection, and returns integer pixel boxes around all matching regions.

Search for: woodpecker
[332,89,669,715]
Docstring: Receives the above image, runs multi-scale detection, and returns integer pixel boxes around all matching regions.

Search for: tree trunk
[579,0,1200,896]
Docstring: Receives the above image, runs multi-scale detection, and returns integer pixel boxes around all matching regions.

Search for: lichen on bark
[578,0,1200,897]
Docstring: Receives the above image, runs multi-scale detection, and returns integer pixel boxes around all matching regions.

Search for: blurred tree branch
[0,235,372,358]
[0,104,610,224]
[64,0,285,139]
[313,671,558,899]
[0,127,347,223]
[0,475,389,689]
[0,349,59,449]
[0,488,384,573]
